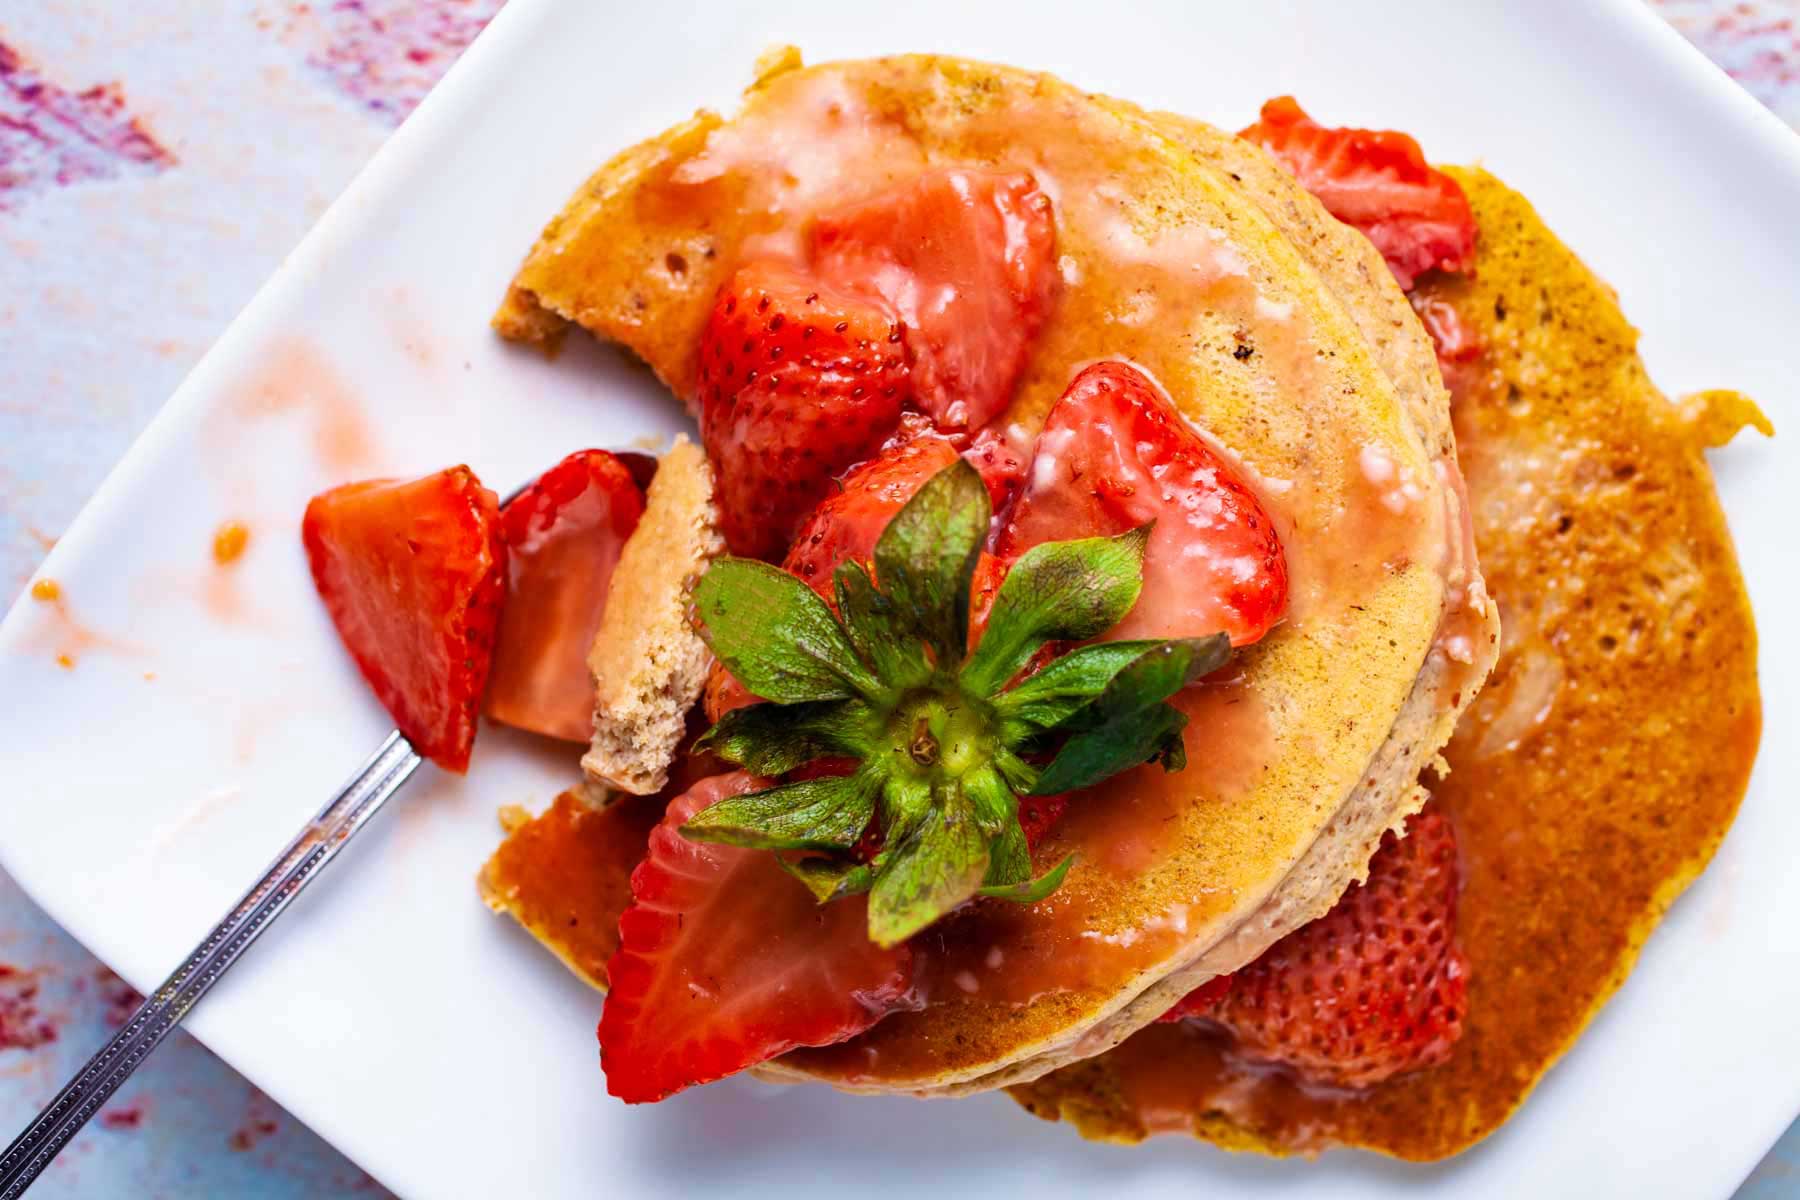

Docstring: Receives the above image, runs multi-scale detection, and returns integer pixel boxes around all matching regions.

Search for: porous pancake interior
[1008,167,1765,1158]
[497,54,1467,1092]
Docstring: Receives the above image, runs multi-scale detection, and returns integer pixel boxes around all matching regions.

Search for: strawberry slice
[963,425,1029,517]
[598,772,917,1103]
[813,167,1057,431]
[1410,293,1483,366]
[485,450,647,743]
[1162,808,1469,1088]
[1239,97,1476,290]
[783,435,963,598]
[997,361,1288,648]
[696,262,912,559]
[1016,792,1069,852]
[1154,974,1234,1024]
[303,466,506,772]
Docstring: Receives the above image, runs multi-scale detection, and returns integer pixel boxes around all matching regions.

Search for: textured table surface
[0,1,1795,1195]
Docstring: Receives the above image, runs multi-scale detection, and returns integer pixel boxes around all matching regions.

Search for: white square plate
[1,1,1794,1196]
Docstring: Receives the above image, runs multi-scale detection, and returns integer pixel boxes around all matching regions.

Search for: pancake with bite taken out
[1007,166,1766,1158]
[490,51,1496,1098]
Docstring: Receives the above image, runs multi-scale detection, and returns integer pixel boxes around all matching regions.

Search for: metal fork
[0,730,423,1197]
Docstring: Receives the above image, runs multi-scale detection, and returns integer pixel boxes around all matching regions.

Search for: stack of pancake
[478,52,1763,1159]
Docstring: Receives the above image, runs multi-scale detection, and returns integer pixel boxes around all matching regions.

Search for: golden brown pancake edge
[1006,165,1766,1160]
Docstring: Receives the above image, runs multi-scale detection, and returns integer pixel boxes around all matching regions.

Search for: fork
[0,729,423,1197]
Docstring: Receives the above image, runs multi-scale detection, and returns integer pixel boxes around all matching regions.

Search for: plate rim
[1,0,1796,1195]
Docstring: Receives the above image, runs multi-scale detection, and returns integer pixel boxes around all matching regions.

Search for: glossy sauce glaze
[1011,168,1764,1158]
[478,790,669,991]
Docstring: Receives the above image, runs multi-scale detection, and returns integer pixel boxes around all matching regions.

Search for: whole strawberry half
[598,771,917,1103]
[1163,808,1469,1089]
[998,360,1288,648]
[696,261,911,560]
[485,449,646,743]
[1239,96,1476,291]
[302,466,506,773]
[703,433,1003,723]
[813,167,1057,432]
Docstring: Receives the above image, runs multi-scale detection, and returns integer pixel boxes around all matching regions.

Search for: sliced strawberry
[1410,293,1483,366]
[1239,97,1476,290]
[997,361,1288,648]
[1155,974,1234,1024]
[1016,791,1068,852]
[613,450,660,493]
[702,433,995,722]
[598,772,916,1103]
[813,167,1057,431]
[485,450,646,743]
[782,435,962,598]
[1164,808,1469,1088]
[696,262,911,559]
[702,659,759,726]
[964,424,1029,518]
[303,466,505,772]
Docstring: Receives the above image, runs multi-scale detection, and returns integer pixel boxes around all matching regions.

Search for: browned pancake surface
[1007,167,1766,1159]
[478,790,666,991]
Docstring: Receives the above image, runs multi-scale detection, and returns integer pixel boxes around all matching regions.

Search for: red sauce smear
[285,0,505,123]
[0,966,58,1052]
[0,41,174,210]
[98,1104,145,1131]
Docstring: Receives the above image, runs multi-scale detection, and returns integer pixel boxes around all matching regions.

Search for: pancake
[1008,167,1767,1157]
[478,789,664,992]
[491,53,1496,1095]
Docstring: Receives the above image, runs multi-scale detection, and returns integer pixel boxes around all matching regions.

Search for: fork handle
[0,730,422,1198]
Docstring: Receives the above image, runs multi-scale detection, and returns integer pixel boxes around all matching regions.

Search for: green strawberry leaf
[868,779,991,947]
[872,459,990,667]
[966,763,1043,890]
[1031,702,1186,795]
[680,766,883,851]
[982,821,1032,888]
[963,762,1019,840]
[978,854,1074,904]
[993,639,1173,735]
[1028,635,1228,794]
[960,526,1150,697]
[693,558,883,704]
[834,561,933,692]
[991,746,1040,797]
[877,772,934,845]
[778,854,876,903]
[1051,634,1231,736]
[698,698,877,775]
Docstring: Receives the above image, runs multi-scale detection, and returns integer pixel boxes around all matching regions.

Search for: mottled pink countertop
[0,2,1794,1196]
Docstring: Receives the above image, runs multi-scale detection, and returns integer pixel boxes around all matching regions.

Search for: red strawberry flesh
[696,261,911,559]
[1155,974,1234,1024]
[813,167,1057,431]
[302,466,506,773]
[998,360,1288,648]
[486,450,646,743]
[1239,96,1476,290]
[598,772,917,1103]
[704,432,1011,723]
[1162,808,1469,1089]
